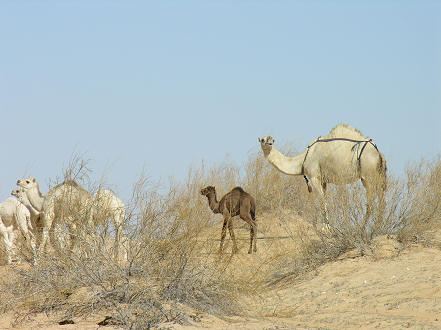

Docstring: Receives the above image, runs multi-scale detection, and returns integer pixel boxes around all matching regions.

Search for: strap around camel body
[301,137,378,188]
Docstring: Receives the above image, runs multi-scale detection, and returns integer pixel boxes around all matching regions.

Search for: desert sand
[1,213,440,329]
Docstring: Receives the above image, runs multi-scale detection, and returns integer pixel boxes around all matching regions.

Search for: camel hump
[63,179,81,187]
[327,123,367,140]
[232,186,245,193]
[51,180,90,197]
[63,180,88,191]
[233,186,256,206]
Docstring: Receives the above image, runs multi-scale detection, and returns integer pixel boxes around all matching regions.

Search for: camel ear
[258,137,262,142]
[31,178,36,182]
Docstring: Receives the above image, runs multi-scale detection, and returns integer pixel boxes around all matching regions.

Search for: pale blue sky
[1,1,440,203]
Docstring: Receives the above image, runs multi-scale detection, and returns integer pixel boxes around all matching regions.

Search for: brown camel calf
[200,186,257,254]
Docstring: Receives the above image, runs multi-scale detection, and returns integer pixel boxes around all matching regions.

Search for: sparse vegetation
[0,148,440,329]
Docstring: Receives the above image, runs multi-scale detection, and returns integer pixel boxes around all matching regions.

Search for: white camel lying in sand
[17,178,126,260]
[259,124,387,232]
[0,197,37,264]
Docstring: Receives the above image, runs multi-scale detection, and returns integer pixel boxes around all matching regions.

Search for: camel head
[258,136,275,146]
[17,177,38,189]
[11,187,31,205]
[259,136,275,155]
[200,186,216,196]
[12,187,33,202]
[11,188,22,198]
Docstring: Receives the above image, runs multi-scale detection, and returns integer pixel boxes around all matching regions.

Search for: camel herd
[0,178,126,265]
[1,124,387,264]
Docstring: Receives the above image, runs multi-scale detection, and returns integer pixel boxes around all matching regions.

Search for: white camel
[89,189,127,260]
[259,124,387,231]
[11,187,42,235]
[16,178,44,212]
[0,197,37,264]
[17,177,126,260]
[17,177,92,256]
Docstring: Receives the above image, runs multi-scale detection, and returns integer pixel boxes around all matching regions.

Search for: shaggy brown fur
[200,186,257,254]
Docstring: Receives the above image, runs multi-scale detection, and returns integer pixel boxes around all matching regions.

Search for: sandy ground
[165,240,441,330]
[1,213,441,329]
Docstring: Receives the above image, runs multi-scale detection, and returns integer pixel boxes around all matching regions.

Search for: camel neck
[265,147,306,176]
[206,192,220,213]
[24,201,40,217]
[26,187,44,212]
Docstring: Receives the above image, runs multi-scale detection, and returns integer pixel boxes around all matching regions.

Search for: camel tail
[250,208,256,222]
[378,152,387,192]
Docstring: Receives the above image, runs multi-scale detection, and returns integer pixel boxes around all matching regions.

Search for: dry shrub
[1,150,441,328]
[1,162,243,329]
[388,156,441,244]
[273,155,441,283]
[244,147,441,284]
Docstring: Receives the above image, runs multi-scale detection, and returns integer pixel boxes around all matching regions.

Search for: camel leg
[10,230,17,263]
[247,220,257,254]
[27,231,38,265]
[4,235,14,264]
[67,222,79,255]
[373,156,387,234]
[321,182,331,231]
[377,190,386,226]
[113,220,121,261]
[0,221,14,264]
[219,216,229,253]
[376,176,387,227]
[240,208,257,254]
[227,219,238,254]
[253,222,257,252]
[49,221,64,255]
[38,211,53,257]
[1,235,13,265]
[32,216,43,247]
[6,229,16,264]
[251,219,258,253]
[361,180,375,234]
[17,215,38,265]
[113,209,126,262]
[310,177,329,230]
[371,185,386,236]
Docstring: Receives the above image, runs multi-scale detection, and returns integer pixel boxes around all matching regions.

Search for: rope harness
[301,137,378,190]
